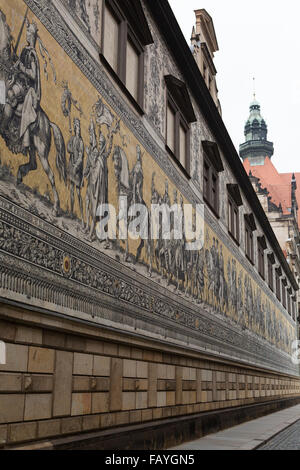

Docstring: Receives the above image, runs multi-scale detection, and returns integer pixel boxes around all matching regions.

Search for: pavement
[170,404,300,450]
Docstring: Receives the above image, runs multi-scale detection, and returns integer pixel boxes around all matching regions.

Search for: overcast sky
[168,0,300,174]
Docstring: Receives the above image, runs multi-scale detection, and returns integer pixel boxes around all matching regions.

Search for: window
[202,141,224,217]
[166,97,189,169]
[287,289,291,315]
[227,184,242,244]
[275,268,281,302]
[268,254,275,291]
[282,282,286,309]
[101,0,153,109]
[257,237,266,279]
[244,214,256,264]
[165,76,196,174]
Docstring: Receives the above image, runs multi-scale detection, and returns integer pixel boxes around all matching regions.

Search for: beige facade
[0,0,299,449]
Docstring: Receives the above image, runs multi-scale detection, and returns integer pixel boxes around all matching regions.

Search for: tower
[190,9,221,114]
[239,97,274,165]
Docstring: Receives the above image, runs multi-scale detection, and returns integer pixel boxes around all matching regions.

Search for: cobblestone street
[259,420,300,450]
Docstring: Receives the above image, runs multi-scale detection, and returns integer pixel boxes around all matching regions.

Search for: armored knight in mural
[0,11,66,215]
[67,118,84,223]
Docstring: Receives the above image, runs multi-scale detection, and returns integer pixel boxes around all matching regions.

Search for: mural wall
[0,0,296,366]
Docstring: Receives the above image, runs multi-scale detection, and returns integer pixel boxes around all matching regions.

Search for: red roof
[243,157,300,226]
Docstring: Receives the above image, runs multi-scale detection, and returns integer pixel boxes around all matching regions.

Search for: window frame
[101,0,146,112]
[245,219,254,264]
[282,281,286,309]
[275,268,281,302]
[257,237,266,280]
[227,185,242,245]
[166,91,191,175]
[203,154,220,217]
[267,254,274,292]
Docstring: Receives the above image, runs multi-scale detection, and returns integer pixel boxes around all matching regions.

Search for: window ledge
[246,254,255,266]
[100,53,145,116]
[203,196,220,219]
[165,145,191,180]
[228,231,240,247]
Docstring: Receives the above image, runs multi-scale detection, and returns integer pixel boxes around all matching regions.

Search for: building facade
[0,0,299,449]
[241,98,300,324]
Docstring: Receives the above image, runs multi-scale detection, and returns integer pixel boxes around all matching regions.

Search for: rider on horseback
[0,20,40,150]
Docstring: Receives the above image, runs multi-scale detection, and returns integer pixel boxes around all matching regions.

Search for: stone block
[103,342,118,356]
[93,355,111,376]
[118,345,131,358]
[28,347,55,373]
[65,335,86,352]
[95,377,110,392]
[85,339,104,355]
[92,392,110,413]
[0,320,16,342]
[73,376,90,392]
[123,359,137,378]
[131,348,143,360]
[16,326,43,345]
[73,353,93,375]
[82,414,100,431]
[100,413,115,428]
[122,392,136,411]
[201,370,212,381]
[157,391,166,407]
[110,358,123,411]
[0,343,28,372]
[38,419,61,439]
[71,393,92,416]
[166,391,175,406]
[157,364,167,379]
[137,361,148,378]
[167,366,175,380]
[0,395,25,424]
[61,417,82,435]
[115,411,129,426]
[142,409,153,422]
[129,410,141,423]
[0,373,22,392]
[136,392,147,409]
[30,375,53,392]
[43,331,66,349]
[53,351,73,417]
[24,394,52,421]
[9,422,37,443]
[0,425,7,445]
[153,408,163,420]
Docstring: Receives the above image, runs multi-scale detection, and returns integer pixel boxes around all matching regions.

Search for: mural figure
[88,119,119,243]
[67,117,84,223]
[0,11,67,215]
[113,145,152,274]
[84,119,98,234]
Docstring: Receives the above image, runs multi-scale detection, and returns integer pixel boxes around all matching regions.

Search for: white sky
[168,0,300,173]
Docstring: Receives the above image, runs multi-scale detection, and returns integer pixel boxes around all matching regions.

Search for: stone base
[1,302,300,449]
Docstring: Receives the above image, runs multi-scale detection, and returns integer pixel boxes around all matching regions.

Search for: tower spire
[239,95,274,164]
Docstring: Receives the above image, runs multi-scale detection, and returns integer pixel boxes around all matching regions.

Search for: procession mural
[0,1,296,356]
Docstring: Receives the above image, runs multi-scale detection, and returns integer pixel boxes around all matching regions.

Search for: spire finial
[253,77,256,100]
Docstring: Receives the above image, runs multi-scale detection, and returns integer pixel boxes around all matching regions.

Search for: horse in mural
[0,10,66,216]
